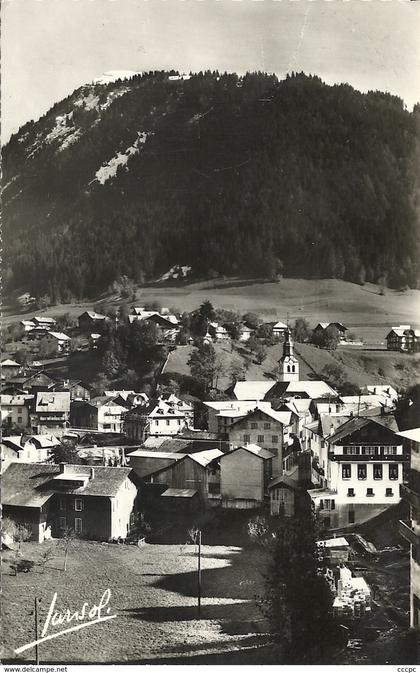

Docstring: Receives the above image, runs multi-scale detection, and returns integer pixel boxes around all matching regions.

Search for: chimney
[90,467,95,479]
[59,462,66,474]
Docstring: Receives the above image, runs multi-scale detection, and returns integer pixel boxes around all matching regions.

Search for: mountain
[3,71,420,302]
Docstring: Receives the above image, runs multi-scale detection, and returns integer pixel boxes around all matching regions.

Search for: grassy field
[165,340,420,391]
[5,278,420,337]
[1,539,269,664]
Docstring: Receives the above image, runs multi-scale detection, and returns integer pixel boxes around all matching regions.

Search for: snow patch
[100,87,130,111]
[74,92,100,111]
[94,132,150,185]
[94,70,141,85]
[44,112,82,152]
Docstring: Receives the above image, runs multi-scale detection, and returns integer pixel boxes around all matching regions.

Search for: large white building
[308,416,407,528]
[397,427,420,629]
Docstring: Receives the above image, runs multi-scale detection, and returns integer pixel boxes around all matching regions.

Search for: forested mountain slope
[3,71,420,301]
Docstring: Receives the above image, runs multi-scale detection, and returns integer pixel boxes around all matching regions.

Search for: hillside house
[78,311,109,332]
[272,321,288,337]
[33,316,57,329]
[228,405,292,477]
[31,391,70,436]
[124,399,188,442]
[2,462,138,542]
[204,400,265,434]
[238,324,254,342]
[57,379,91,401]
[313,322,348,342]
[148,449,223,504]
[220,444,274,509]
[208,322,230,341]
[308,416,407,529]
[40,331,71,355]
[20,319,36,333]
[70,396,127,433]
[8,370,57,394]
[1,359,22,379]
[1,394,32,429]
[1,434,60,470]
[386,325,420,352]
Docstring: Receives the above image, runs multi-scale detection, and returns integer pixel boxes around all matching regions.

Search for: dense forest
[3,71,420,301]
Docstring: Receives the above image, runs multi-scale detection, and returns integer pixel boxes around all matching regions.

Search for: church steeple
[279,329,299,382]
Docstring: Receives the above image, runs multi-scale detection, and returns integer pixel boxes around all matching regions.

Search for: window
[342,464,352,480]
[348,510,355,524]
[373,464,383,480]
[344,447,359,455]
[347,488,355,497]
[177,419,181,425]
[166,420,170,426]
[59,516,66,530]
[272,435,279,443]
[357,464,367,480]
[384,446,397,455]
[366,488,374,497]
[155,420,159,426]
[251,422,258,429]
[389,464,399,480]
[74,518,82,535]
[243,434,250,443]
[324,516,331,528]
[385,488,393,497]
[74,498,83,511]
[264,422,271,430]
[17,416,23,424]
[257,435,264,444]
[59,498,66,511]
[324,499,335,510]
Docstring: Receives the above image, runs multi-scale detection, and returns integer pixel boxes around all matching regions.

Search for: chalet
[1,434,60,469]
[238,324,254,342]
[228,405,292,477]
[313,322,348,342]
[272,321,288,337]
[1,394,33,429]
[204,400,266,434]
[386,325,420,353]
[220,444,275,509]
[308,416,407,529]
[78,311,109,332]
[33,316,57,329]
[2,462,138,542]
[40,331,71,355]
[31,391,70,436]
[159,393,194,427]
[147,449,223,504]
[9,370,57,394]
[70,396,127,433]
[1,359,22,379]
[208,322,230,341]
[20,319,36,333]
[56,379,91,401]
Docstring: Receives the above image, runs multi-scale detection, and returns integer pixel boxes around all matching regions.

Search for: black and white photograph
[1,0,420,667]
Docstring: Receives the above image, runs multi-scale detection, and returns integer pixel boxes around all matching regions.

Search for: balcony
[398,520,419,546]
[400,483,420,510]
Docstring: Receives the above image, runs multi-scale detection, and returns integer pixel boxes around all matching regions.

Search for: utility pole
[197,529,202,618]
[34,597,40,665]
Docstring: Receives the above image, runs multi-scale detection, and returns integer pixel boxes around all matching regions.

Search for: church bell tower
[279,329,299,382]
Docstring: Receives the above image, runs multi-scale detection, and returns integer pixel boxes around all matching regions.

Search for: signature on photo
[15,589,116,655]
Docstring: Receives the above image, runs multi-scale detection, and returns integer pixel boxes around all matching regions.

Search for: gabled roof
[80,310,107,320]
[35,391,70,412]
[233,380,276,401]
[161,488,197,498]
[273,321,288,329]
[2,359,20,367]
[268,474,299,490]
[33,316,57,324]
[222,444,275,460]
[327,416,399,444]
[47,332,71,341]
[188,448,223,466]
[2,463,134,508]
[229,404,291,429]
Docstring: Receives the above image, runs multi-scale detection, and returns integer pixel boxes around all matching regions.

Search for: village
[1,299,420,664]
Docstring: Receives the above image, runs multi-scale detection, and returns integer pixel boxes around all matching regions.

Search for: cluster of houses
[1,329,412,552]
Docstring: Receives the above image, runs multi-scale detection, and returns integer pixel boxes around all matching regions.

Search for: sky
[2,0,420,144]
